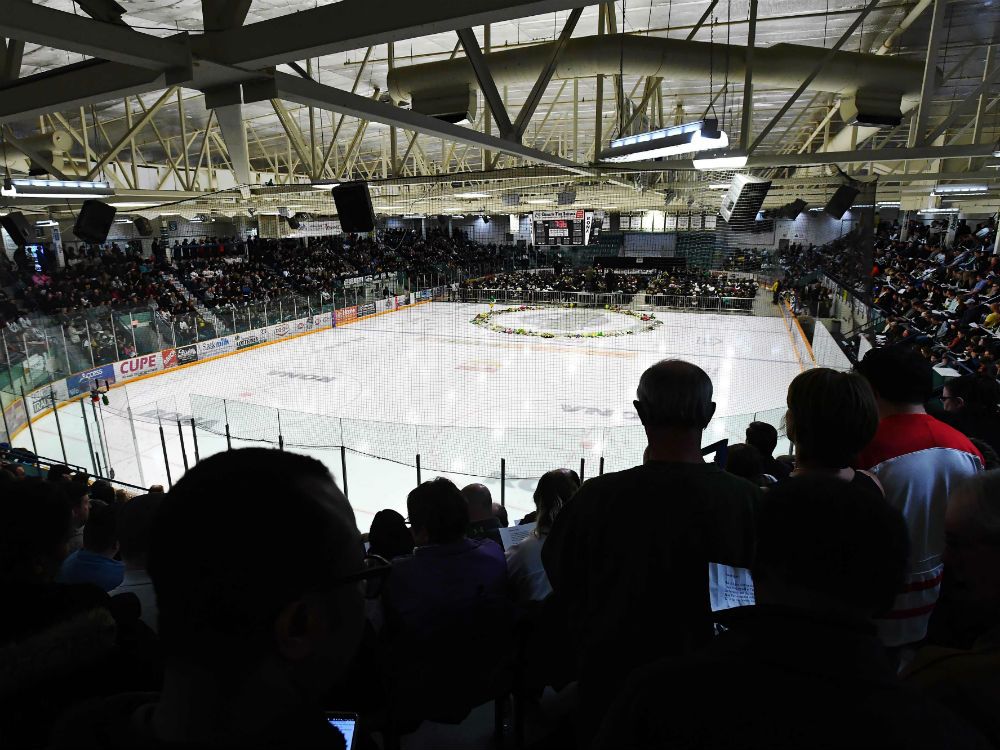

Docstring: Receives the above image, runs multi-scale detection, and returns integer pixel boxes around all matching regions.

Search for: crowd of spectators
[251,229,516,298]
[780,217,1000,382]
[461,267,759,299]
[3,344,1000,749]
[175,257,293,311]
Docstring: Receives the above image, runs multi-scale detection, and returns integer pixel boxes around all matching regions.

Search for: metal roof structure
[0,0,997,220]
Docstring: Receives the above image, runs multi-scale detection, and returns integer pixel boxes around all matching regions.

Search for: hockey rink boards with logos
[14,303,803,529]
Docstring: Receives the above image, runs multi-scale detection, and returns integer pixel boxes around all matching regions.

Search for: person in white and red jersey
[856,346,983,650]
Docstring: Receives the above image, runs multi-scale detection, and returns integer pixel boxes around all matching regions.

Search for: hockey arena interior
[1,1,1000,748]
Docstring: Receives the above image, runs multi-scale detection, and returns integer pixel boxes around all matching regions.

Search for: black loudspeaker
[133,216,153,236]
[719,174,772,227]
[0,211,32,246]
[286,215,301,230]
[825,184,860,219]
[331,181,375,233]
[779,199,808,220]
[74,200,117,243]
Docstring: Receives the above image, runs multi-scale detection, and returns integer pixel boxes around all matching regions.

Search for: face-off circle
[472,305,662,338]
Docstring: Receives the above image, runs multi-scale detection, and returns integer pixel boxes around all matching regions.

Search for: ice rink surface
[16,302,802,529]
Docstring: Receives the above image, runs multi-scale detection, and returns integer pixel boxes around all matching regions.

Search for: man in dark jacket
[542,360,758,732]
[595,477,989,750]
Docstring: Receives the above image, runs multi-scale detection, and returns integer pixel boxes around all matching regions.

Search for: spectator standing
[462,482,503,548]
[905,471,1000,746]
[57,500,124,592]
[109,494,163,632]
[64,482,91,554]
[366,508,413,561]
[383,478,506,639]
[52,449,367,749]
[746,421,791,480]
[595,477,988,750]
[856,346,984,648]
[784,367,883,496]
[542,360,758,732]
[506,468,580,604]
[939,374,1000,456]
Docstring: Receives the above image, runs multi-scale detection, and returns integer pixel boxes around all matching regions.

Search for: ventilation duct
[0,130,73,176]
[388,35,927,115]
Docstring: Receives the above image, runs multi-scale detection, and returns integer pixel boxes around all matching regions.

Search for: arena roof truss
[0,0,996,220]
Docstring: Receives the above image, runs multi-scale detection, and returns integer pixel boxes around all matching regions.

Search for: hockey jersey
[857,413,983,647]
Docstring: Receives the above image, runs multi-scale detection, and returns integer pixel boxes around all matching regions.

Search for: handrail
[0,447,150,492]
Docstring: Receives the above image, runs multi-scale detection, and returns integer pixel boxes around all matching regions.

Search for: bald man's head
[462,483,493,522]
[634,360,716,431]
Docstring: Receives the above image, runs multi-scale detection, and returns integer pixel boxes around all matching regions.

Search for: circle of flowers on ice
[471,304,661,338]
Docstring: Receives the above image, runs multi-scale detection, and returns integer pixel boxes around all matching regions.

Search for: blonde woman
[506,468,580,603]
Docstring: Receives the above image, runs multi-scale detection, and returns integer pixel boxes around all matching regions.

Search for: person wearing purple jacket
[382,477,507,639]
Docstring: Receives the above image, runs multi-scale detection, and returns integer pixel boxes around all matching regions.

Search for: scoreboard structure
[532,210,598,246]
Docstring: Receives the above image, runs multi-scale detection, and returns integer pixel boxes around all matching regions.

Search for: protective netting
[6,166,885,501]
[189,392,789,480]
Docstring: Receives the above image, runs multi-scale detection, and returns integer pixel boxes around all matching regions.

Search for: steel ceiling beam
[748,0,881,155]
[920,60,1000,146]
[686,0,720,40]
[215,104,251,185]
[202,0,593,69]
[739,0,757,152]
[0,2,190,71]
[606,143,998,171]
[85,86,177,180]
[75,0,127,25]
[908,0,946,147]
[1,38,25,84]
[512,7,583,140]
[258,72,587,173]
[457,27,515,140]
[201,0,252,32]
[0,61,167,121]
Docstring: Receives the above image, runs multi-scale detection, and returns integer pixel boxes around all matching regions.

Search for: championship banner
[161,348,178,369]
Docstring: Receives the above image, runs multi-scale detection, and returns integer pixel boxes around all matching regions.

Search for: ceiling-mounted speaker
[332,181,375,233]
[481,215,490,224]
[825,184,860,219]
[557,190,576,206]
[719,174,771,227]
[0,212,32,246]
[286,215,301,230]
[502,193,520,207]
[73,200,117,244]
[133,216,153,236]
[779,199,808,220]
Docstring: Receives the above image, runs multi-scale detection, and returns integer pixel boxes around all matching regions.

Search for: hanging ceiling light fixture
[0,178,114,199]
[600,119,729,163]
[693,151,749,170]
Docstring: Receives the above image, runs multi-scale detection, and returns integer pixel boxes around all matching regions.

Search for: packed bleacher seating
[175,256,294,310]
[461,267,759,298]
[779,217,1000,381]
[3,346,999,749]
